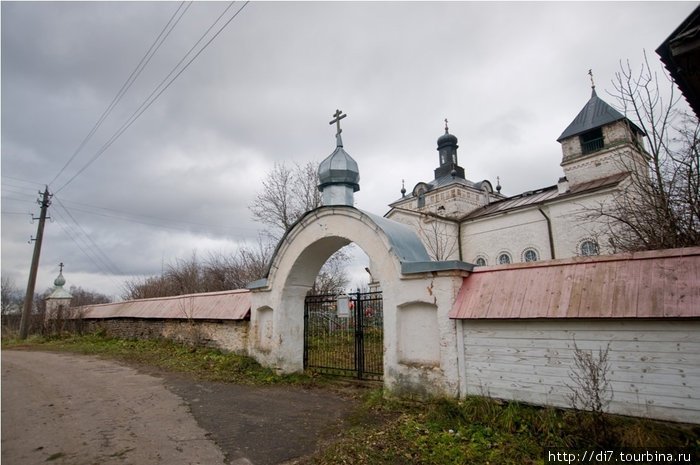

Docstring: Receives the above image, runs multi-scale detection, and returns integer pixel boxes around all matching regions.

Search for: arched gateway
[247,111,471,396]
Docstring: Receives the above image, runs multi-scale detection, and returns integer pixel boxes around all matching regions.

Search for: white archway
[248,205,468,397]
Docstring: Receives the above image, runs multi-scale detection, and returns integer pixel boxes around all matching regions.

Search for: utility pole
[19,186,52,339]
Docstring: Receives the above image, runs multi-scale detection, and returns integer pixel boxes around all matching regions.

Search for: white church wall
[461,209,552,265]
[459,319,700,424]
[384,272,464,399]
[547,190,616,258]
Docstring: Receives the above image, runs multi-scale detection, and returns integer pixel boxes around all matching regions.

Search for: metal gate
[303,290,383,380]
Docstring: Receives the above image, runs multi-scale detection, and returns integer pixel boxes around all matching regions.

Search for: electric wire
[1,175,45,188]
[50,211,124,292]
[57,197,261,237]
[48,1,193,188]
[52,196,124,277]
[53,1,250,194]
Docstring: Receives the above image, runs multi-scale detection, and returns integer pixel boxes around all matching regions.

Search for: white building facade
[386,88,649,265]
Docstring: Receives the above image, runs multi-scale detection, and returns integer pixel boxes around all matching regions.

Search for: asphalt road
[1,351,359,465]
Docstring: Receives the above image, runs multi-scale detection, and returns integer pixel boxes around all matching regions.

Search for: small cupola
[318,110,360,206]
[434,119,465,179]
[45,263,73,318]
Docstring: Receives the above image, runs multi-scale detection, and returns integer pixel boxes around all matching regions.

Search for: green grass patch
[305,391,700,465]
[2,332,312,385]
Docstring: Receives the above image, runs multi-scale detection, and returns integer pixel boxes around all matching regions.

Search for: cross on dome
[329,109,347,136]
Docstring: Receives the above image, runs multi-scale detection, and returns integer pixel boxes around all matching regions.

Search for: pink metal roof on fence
[79,289,250,320]
[450,247,700,320]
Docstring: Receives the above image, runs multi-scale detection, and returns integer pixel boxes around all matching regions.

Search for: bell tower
[557,73,648,188]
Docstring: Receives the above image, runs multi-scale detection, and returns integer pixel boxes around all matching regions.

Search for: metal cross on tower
[329,109,347,135]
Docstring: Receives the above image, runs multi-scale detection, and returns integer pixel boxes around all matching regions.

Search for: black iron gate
[303,290,383,380]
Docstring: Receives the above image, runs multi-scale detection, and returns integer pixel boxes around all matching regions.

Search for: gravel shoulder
[1,350,361,465]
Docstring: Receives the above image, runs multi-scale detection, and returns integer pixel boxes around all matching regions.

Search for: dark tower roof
[434,121,465,180]
[557,89,643,142]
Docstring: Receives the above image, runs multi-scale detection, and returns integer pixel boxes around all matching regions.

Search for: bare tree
[2,276,23,332]
[249,161,322,240]
[249,160,349,293]
[311,252,350,295]
[121,241,274,300]
[418,216,458,261]
[68,286,111,306]
[593,52,700,252]
[567,339,613,444]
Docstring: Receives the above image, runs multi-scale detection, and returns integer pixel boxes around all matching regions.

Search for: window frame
[497,252,512,265]
[580,240,599,257]
[522,248,539,262]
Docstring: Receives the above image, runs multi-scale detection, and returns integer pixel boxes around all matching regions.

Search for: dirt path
[1,351,359,465]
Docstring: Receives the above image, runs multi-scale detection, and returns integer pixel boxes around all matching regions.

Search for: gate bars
[303,290,383,380]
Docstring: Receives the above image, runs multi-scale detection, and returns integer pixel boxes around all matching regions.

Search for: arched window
[474,257,486,266]
[497,253,511,265]
[417,192,425,208]
[580,240,598,256]
[523,248,539,262]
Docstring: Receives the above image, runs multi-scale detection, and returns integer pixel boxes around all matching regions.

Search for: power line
[56,197,260,236]
[52,196,124,277]
[53,1,250,194]
[1,175,45,188]
[48,1,193,188]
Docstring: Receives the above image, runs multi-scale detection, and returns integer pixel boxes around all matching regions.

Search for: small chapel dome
[54,272,66,287]
[47,265,73,300]
[318,135,360,192]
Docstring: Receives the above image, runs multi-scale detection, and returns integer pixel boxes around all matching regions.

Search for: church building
[385,84,649,265]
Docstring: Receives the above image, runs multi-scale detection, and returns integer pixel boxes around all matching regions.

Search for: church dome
[437,129,458,150]
[54,272,66,287]
[318,134,360,192]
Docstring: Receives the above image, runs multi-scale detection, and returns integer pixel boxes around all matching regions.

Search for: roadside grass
[307,393,700,465]
[5,332,699,464]
[1,331,313,385]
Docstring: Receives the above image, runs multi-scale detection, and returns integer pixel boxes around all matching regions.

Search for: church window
[580,128,604,154]
[580,240,598,256]
[522,248,539,262]
[474,257,487,266]
[497,252,512,265]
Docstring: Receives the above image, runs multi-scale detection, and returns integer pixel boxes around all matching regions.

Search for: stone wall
[83,318,249,354]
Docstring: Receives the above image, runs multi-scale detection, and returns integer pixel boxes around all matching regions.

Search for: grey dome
[54,272,66,287]
[318,134,360,192]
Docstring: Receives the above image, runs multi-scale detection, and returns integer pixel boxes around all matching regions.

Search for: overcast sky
[1,1,695,299]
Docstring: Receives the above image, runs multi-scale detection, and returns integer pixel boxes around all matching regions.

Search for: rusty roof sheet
[450,247,700,319]
[460,172,628,221]
[78,289,250,320]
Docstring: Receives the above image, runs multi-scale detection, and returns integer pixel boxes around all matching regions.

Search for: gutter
[537,207,556,259]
